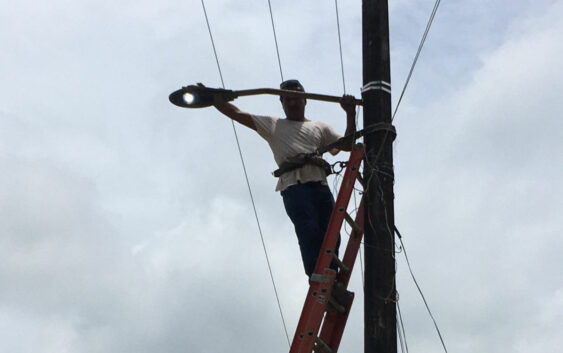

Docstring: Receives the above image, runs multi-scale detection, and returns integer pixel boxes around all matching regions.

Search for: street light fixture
[169,85,237,108]
[169,84,363,108]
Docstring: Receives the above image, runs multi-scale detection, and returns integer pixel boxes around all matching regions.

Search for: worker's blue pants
[281,181,341,277]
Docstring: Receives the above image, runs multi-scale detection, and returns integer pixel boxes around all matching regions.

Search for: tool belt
[272,123,396,178]
[273,153,332,178]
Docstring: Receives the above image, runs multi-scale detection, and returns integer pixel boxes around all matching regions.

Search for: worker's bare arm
[213,102,257,131]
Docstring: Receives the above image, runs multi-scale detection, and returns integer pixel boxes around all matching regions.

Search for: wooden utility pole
[362,0,397,352]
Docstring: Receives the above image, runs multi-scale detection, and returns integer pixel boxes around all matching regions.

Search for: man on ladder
[211,79,357,277]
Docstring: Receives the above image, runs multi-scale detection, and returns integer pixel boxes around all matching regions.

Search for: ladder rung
[332,253,350,273]
[331,283,354,308]
[345,212,362,234]
[314,337,334,353]
[328,296,346,314]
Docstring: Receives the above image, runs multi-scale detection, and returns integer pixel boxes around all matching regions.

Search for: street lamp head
[169,84,236,108]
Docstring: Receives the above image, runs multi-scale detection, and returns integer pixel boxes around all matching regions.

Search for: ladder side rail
[312,148,364,275]
[318,198,365,352]
[289,269,336,353]
[318,293,355,353]
[337,197,365,288]
[289,148,364,353]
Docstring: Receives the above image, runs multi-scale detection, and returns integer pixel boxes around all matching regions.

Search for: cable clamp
[362,81,391,94]
[330,161,348,175]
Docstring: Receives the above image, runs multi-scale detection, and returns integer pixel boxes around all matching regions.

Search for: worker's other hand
[340,94,356,115]
[198,82,227,106]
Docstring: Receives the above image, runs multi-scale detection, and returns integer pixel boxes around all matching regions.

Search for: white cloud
[394,2,563,352]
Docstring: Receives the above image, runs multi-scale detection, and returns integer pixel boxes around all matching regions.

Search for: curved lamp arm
[169,85,363,108]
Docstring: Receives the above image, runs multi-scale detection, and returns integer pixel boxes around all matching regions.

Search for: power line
[267,0,284,81]
[334,0,346,93]
[199,0,290,346]
[200,0,225,87]
[392,0,443,120]
[397,302,409,353]
[395,226,448,353]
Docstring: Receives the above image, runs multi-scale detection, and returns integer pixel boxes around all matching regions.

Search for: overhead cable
[334,0,347,93]
[397,302,409,353]
[200,0,290,346]
[267,0,284,81]
[392,0,443,120]
[395,226,448,353]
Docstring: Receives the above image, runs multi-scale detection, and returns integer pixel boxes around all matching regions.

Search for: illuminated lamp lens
[183,92,195,105]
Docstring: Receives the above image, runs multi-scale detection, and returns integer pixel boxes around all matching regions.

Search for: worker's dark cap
[280,79,305,101]
[280,79,305,91]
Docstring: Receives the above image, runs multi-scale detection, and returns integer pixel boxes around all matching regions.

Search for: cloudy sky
[1,0,562,352]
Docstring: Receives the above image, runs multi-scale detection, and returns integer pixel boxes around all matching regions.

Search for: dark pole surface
[362,0,397,352]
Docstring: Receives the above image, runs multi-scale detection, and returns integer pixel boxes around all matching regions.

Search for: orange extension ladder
[289,147,365,353]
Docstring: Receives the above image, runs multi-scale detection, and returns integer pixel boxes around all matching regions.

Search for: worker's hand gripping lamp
[169,84,363,108]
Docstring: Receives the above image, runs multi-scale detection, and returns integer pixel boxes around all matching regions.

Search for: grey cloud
[1,0,562,352]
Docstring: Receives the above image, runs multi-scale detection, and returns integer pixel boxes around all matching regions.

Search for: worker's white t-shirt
[251,115,341,191]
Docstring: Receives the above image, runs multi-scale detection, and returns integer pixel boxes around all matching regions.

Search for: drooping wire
[267,0,284,81]
[353,106,365,286]
[398,326,406,353]
[200,0,290,346]
[397,302,409,353]
[395,226,448,353]
[392,0,442,120]
[334,0,346,93]
[332,2,373,319]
